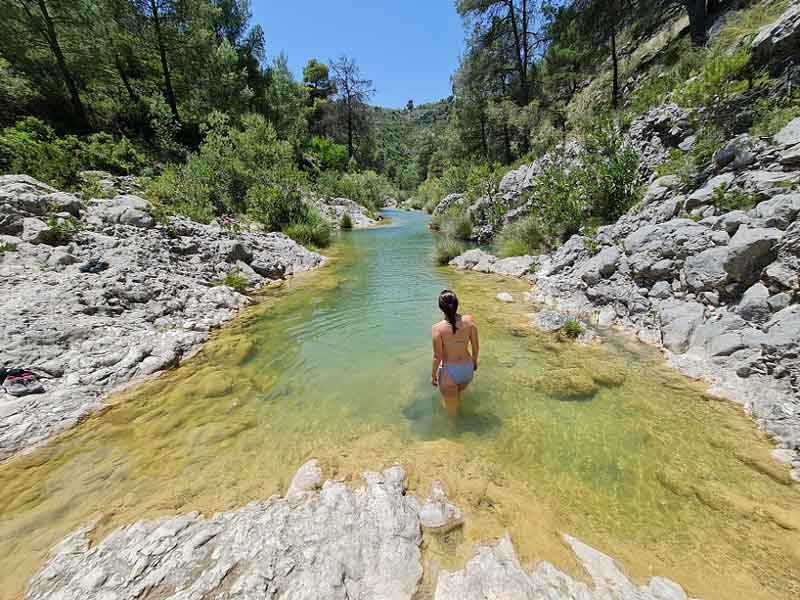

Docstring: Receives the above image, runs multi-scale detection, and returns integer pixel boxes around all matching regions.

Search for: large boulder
[86,195,154,228]
[751,193,800,230]
[659,299,705,354]
[723,226,782,284]
[581,246,621,285]
[735,282,772,325]
[751,5,800,67]
[684,246,729,292]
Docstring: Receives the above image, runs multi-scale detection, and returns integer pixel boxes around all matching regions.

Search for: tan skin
[431,314,479,417]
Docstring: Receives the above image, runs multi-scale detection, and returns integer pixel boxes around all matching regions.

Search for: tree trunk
[115,55,138,102]
[347,106,354,158]
[502,122,512,164]
[480,115,488,161]
[150,0,179,120]
[610,22,619,109]
[507,1,529,106]
[33,0,89,130]
[685,0,707,47]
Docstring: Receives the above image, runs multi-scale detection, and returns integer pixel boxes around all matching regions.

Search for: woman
[431,290,479,417]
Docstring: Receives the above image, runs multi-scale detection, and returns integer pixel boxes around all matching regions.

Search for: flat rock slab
[27,462,700,600]
[27,465,423,600]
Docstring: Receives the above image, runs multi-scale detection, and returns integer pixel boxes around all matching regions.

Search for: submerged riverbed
[0,209,798,599]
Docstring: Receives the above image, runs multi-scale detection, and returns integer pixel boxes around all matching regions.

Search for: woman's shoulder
[462,314,476,325]
[432,320,447,332]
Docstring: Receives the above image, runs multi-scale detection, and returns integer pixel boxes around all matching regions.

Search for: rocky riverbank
[449,114,800,481]
[0,174,326,460]
[26,460,699,600]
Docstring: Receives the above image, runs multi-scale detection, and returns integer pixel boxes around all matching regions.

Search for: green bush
[0,118,81,187]
[339,212,353,229]
[220,269,250,294]
[81,132,147,174]
[246,164,309,230]
[674,49,756,108]
[561,318,583,340]
[446,212,473,240]
[315,169,395,215]
[496,215,546,257]
[307,136,349,171]
[434,236,464,266]
[582,119,641,222]
[80,173,117,199]
[710,186,758,212]
[532,157,586,240]
[749,93,800,138]
[655,126,725,185]
[283,208,332,248]
[149,112,303,223]
[40,215,82,246]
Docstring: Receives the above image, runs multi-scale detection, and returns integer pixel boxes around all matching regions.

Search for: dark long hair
[438,290,459,333]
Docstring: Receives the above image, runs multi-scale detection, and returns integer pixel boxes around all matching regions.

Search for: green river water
[0,209,798,599]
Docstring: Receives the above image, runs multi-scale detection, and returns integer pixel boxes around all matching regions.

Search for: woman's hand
[472,359,478,372]
[431,375,438,387]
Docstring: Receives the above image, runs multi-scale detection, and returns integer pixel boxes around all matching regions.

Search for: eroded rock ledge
[26,461,698,600]
[0,174,325,460]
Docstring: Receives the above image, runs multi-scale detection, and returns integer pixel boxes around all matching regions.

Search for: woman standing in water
[431,290,479,417]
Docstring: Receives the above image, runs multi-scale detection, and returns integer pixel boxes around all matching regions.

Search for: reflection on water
[0,210,798,600]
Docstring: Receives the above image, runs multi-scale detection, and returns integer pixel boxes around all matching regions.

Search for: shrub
[339,212,353,229]
[315,169,395,214]
[283,208,332,248]
[655,126,725,185]
[307,136,349,171]
[582,119,641,222]
[0,118,81,187]
[434,237,464,266]
[749,93,800,138]
[496,215,546,257]
[80,174,117,200]
[220,269,250,294]
[148,112,299,222]
[416,177,446,213]
[710,186,758,212]
[561,318,583,340]
[532,156,586,240]
[674,49,757,108]
[40,215,82,246]
[81,132,147,174]
[446,212,473,240]
[246,163,309,230]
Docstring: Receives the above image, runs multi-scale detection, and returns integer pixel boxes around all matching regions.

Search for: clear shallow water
[0,209,798,599]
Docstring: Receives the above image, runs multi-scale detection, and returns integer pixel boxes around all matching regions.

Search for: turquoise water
[0,209,798,600]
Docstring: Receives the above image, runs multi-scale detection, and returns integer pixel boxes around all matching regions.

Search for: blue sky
[251,1,465,108]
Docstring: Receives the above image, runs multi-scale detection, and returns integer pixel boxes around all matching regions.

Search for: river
[0,209,798,599]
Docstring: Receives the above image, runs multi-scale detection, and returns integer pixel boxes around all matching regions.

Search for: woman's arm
[470,321,479,370]
[431,327,443,386]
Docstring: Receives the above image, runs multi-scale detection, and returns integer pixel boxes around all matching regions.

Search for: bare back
[433,315,476,364]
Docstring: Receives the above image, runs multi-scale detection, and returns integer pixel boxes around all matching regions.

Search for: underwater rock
[418,480,464,533]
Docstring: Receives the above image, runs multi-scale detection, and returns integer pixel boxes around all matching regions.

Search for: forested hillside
[414,0,799,250]
[0,0,403,247]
